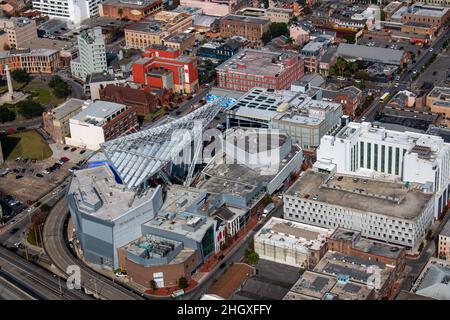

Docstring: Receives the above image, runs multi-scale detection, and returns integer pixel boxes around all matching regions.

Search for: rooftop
[413,258,450,300]
[68,165,157,221]
[71,100,128,126]
[221,14,270,25]
[164,32,194,43]
[441,219,450,238]
[0,48,58,59]
[101,0,161,9]
[208,263,255,299]
[216,48,300,77]
[407,4,450,18]
[336,43,405,65]
[49,98,85,121]
[286,170,433,220]
[255,217,331,252]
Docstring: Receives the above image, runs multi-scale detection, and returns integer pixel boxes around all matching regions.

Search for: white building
[65,100,138,150]
[283,169,435,251]
[32,0,102,27]
[254,217,331,268]
[315,122,450,218]
[71,27,107,82]
[67,165,163,269]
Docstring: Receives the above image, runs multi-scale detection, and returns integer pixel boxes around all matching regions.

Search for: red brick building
[99,0,162,21]
[322,86,363,118]
[132,45,199,94]
[215,49,304,92]
[99,83,160,115]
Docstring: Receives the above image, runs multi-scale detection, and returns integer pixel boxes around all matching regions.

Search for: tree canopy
[11,69,31,84]
[0,107,16,123]
[49,76,71,98]
[16,100,45,119]
[262,23,289,45]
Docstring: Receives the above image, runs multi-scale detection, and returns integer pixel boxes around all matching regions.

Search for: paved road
[185,203,284,300]
[0,274,35,300]
[0,246,92,300]
[362,27,450,122]
[43,197,144,300]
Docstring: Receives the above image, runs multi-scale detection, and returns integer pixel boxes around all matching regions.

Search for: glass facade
[388,146,393,174]
[367,143,371,169]
[374,144,378,171]
[360,141,364,168]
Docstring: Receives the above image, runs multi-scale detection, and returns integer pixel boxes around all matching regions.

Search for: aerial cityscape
[1,0,450,304]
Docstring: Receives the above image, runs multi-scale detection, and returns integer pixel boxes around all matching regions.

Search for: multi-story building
[0,48,61,75]
[67,164,164,269]
[99,83,160,115]
[226,87,342,150]
[99,0,162,21]
[125,11,193,49]
[300,37,331,73]
[411,257,450,300]
[163,32,195,53]
[179,0,248,16]
[216,49,304,92]
[426,86,450,125]
[42,99,85,144]
[315,122,450,218]
[254,217,331,268]
[0,17,37,49]
[65,100,139,150]
[197,39,240,62]
[220,14,270,45]
[322,86,362,118]
[265,8,293,23]
[283,169,435,250]
[438,219,450,260]
[401,4,450,29]
[132,45,199,94]
[70,27,107,82]
[32,0,102,26]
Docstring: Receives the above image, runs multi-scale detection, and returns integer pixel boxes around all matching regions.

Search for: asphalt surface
[0,246,91,300]
[43,197,145,300]
[362,27,450,122]
[0,273,35,300]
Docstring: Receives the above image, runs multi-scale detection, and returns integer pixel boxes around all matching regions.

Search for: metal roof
[100,98,226,189]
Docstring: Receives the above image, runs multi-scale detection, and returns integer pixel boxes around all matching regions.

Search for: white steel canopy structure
[101,98,228,189]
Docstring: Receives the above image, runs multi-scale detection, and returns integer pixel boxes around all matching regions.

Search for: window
[367,143,371,169]
[395,147,400,175]
[360,141,364,167]
[381,145,385,172]
[374,144,378,171]
[388,146,393,174]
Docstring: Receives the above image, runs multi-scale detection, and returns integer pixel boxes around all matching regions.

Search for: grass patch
[0,130,52,160]
[27,227,43,247]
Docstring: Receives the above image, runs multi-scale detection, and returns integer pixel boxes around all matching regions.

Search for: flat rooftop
[102,0,161,8]
[125,19,166,33]
[50,98,84,121]
[164,32,194,43]
[216,49,299,77]
[71,100,127,126]
[208,263,255,299]
[330,228,404,260]
[255,217,330,252]
[441,219,450,238]
[286,170,433,220]
[413,258,450,300]
[408,4,450,18]
[69,165,156,221]
[286,270,374,300]
[222,14,270,25]
[337,43,405,65]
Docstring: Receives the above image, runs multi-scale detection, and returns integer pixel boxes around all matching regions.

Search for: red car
[70,147,77,152]
[60,157,70,162]
[7,128,16,134]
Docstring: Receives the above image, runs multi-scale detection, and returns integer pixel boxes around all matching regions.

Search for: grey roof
[193,15,218,27]
[441,219,450,237]
[336,43,405,66]
[101,98,227,189]
[415,263,450,300]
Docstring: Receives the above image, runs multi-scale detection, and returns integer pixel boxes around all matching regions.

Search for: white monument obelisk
[5,64,14,100]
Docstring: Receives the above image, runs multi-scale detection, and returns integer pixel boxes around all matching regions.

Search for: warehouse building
[336,43,408,66]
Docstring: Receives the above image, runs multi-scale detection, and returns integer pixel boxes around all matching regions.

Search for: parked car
[70,147,77,152]
[64,146,70,151]
[17,127,26,131]
[36,173,44,178]
[16,175,24,179]
[60,157,70,162]
[79,150,86,155]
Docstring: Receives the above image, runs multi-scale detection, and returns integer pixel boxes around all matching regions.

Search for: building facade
[438,220,450,260]
[0,17,37,50]
[71,27,107,81]
[32,0,102,26]
[65,100,139,150]
[42,98,85,144]
[0,48,61,75]
[99,0,162,21]
[220,14,270,45]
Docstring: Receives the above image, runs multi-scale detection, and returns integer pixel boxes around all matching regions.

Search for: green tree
[49,75,71,98]
[262,0,269,9]
[354,70,369,80]
[16,100,44,119]
[380,10,386,21]
[261,22,289,45]
[244,249,260,265]
[11,69,30,84]
[335,57,347,77]
[344,34,355,44]
[178,277,189,290]
[0,107,16,123]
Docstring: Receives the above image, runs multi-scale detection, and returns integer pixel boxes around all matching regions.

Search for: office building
[254,217,331,268]
[284,169,435,250]
[125,11,193,49]
[42,98,85,144]
[315,122,450,218]
[216,49,304,92]
[226,87,342,150]
[0,48,61,75]
[438,219,450,260]
[0,17,37,49]
[220,14,270,45]
[163,32,195,53]
[65,100,139,150]
[71,27,107,82]
[426,86,450,126]
[132,45,199,94]
[300,37,331,73]
[197,39,240,62]
[32,0,102,26]
[99,0,162,21]
[67,165,164,269]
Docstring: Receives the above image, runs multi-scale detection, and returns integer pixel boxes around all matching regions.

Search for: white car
[115,272,127,278]
[429,48,434,52]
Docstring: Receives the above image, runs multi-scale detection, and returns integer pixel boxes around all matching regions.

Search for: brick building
[220,14,270,46]
[99,83,160,115]
[322,86,363,118]
[99,0,162,21]
[401,4,450,29]
[0,48,61,75]
[216,48,304,92]
[132,45,199,93]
